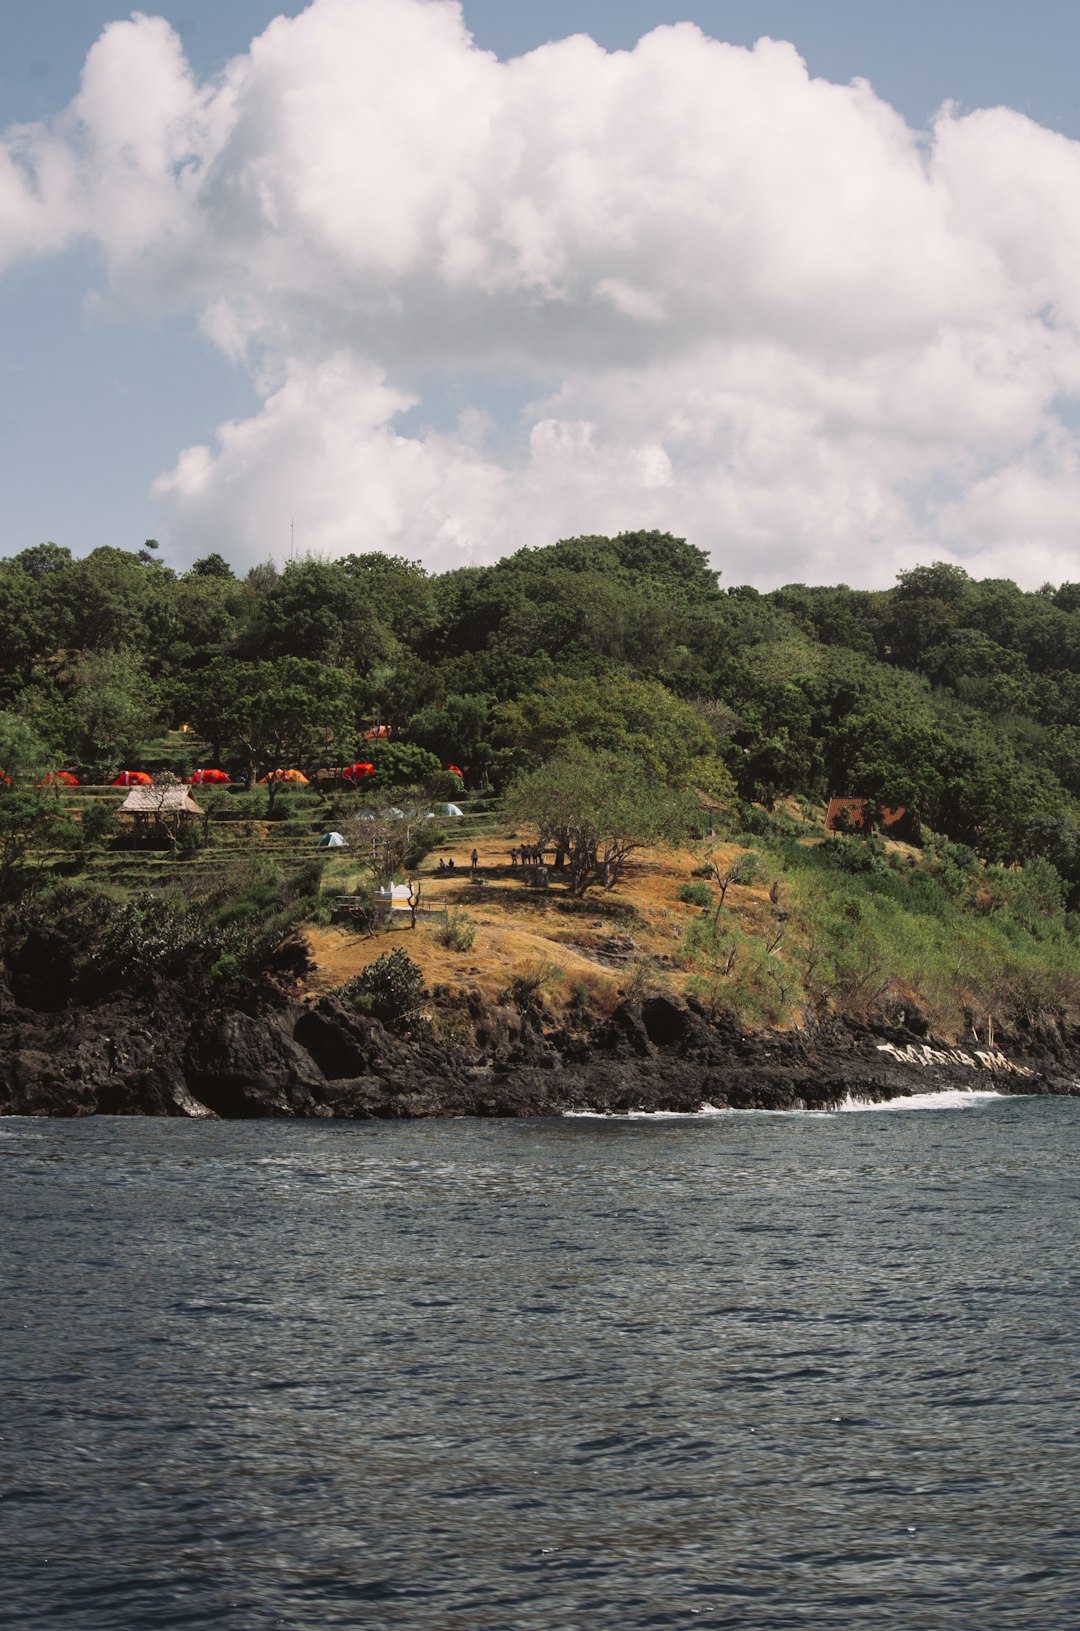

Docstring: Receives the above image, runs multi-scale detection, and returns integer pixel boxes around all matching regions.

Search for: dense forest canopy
[3,530,1080,894]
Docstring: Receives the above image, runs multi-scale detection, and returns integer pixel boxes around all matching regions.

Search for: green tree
[188,552,235,580]
[494,673,722,789]
[0,712,49,787]
[241,558,391,671]
[66,651,159,779]
[405,691,492,773]
[179,658,359,783]
[505,750,687,896]
[0,790,58,897]
[368,740,443,791]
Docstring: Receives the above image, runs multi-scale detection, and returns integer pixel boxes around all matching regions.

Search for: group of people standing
[509,843,545,867]
[434,842,556,883]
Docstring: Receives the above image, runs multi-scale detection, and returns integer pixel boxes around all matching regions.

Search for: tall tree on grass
[505,750,688,897]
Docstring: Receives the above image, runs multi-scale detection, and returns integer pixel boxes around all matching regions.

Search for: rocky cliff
[2,932,1076,1119]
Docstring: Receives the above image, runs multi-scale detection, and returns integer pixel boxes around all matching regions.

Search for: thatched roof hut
[117,787,204,817]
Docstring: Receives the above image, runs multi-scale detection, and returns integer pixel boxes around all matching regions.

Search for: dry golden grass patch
[300,835,750,1009]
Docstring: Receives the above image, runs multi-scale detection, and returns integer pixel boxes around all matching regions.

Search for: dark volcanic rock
[1,966,1077,1120]
[10,928,76,1012]
[184,1007,331,1117]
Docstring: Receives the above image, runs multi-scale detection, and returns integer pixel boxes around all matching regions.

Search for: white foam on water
[563,1105,732,1120]
[564,1090,1016,1119]
[835,1089,1010,1113]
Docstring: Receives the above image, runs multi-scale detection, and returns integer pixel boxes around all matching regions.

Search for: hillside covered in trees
[3,531,1080,886]
[6,529,1080,1115]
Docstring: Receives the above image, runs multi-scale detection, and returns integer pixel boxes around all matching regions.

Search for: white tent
[318,831,347,848]
[433,803,463,817]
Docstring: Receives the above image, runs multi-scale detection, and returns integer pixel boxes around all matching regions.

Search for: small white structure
[374,880,423,927]
[375,883,415,911]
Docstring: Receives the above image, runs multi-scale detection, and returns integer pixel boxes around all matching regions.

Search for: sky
[4,1,1080,591]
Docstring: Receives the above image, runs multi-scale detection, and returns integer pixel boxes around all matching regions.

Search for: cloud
[6,0,1080,585]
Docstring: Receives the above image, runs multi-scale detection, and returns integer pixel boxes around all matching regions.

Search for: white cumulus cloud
[5,0,1080,585]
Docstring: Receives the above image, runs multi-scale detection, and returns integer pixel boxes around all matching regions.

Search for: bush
[678,880,713,908]
[176,822,202,856]
[435,908,476,952]
[622,952,672,1001]
[342,947,427,1026]
[80,802,118,849]
[86,891,240,990]
[501,960,562,1014]
[737,802,776,837]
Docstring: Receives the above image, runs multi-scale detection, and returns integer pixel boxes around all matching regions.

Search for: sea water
[2,1094,1078,1629]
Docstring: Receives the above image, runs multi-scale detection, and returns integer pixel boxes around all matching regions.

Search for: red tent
[342,761,376,782]
[189,768,231,785]
[42,771,80,786]
[113,771,152,787]
[446,764,463,778]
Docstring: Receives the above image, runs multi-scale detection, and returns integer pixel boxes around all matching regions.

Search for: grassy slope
[36,772,1080,1041]
[305,800,1080,1041]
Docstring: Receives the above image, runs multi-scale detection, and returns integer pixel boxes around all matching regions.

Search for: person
[438,857,447,872]
[447,857,455,872]
[510,847,518,867]
[471,848,479,875]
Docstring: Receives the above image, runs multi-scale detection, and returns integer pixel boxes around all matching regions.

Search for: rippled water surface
[3,1096,1079,1629]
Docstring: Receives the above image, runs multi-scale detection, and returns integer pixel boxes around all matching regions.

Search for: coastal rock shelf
[2,968,1077,1119]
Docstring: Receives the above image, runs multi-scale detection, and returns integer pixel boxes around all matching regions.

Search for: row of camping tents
[318,805,464,846]
[29,763,463,788]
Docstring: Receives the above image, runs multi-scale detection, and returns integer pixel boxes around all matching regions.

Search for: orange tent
[42,771,80,786]
[113,771,152,787]
[363,725,391,739]
[258,768,310,785]
[189,768,231,785]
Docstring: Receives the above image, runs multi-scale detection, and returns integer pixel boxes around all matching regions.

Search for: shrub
[342,947,427,1025]
[569,978,590,1011]
[435,908,476,952]
[678,880,713,908]
[501,960,562,1014]
[176,823,202,856]
[622,952,672,1001]
[433,1007,474,1046]
[80,802,118,849]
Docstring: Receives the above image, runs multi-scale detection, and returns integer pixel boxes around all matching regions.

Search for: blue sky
[4,0,1080,587]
